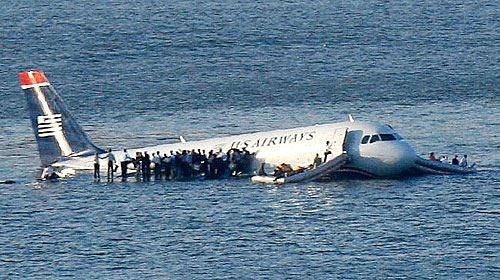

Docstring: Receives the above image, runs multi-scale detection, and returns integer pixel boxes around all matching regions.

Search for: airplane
[19,69,471,180]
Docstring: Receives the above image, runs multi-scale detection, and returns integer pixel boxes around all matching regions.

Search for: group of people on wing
[94,147,256,182]
[428,152,469,167]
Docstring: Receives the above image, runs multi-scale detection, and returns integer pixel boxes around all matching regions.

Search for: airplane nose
[391,141,417,172]
[354,140,418,177]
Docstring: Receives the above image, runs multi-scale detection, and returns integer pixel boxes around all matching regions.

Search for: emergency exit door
[330,128,348,157]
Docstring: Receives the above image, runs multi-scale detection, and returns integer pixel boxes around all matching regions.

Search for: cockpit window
[361,133,401,144]
[380,134,397,141]
[369,135,380,143]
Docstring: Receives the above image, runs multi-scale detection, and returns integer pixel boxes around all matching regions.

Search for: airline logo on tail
[37,114,63,137]
[20,69,74,157]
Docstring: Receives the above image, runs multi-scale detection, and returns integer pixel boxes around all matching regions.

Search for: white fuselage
[55,120,417,177]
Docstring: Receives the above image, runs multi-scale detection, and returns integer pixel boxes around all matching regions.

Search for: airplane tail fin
[19,70,104,166]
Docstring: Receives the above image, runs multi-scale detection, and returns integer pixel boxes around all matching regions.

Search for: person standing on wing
[93,153,100,181]
[101,149,117,182]
[152,151,162,180]
[120,149,133,180]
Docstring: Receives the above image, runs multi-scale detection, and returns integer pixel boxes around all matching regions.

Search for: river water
[0,1,498,279]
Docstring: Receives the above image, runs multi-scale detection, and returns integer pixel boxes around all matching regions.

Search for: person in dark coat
[142,152,151,181]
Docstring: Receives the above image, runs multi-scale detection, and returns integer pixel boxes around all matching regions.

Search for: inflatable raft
[414,156,477,175]
[251,153,349,184]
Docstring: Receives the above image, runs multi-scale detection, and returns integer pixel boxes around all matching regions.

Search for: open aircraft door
[329,127,348,157]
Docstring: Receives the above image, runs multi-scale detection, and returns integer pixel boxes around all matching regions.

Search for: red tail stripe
[19,70,48,86]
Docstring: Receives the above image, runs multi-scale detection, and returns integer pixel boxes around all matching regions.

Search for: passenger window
[380,134,396,141]
[361,135,370,144]
[394,133,403,140]
[370,135,380,143]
